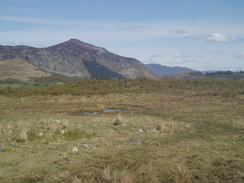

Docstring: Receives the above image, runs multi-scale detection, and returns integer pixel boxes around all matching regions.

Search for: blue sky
[1,0,244,71]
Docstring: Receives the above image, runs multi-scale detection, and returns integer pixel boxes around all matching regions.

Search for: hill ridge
[0,39,156,79]
[147,63,194,77]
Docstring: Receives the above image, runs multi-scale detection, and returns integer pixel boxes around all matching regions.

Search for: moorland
[0,77,243,183]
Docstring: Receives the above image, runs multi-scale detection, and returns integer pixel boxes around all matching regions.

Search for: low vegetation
[174,70,244,80]
[0,59,50,81]
[0,78,243,182]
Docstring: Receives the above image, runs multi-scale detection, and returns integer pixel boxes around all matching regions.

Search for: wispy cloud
[235,52,244,59]
[121,43,134,48]
[169,29,187,34]
[143,53,164,63]
[116,24,150,31]
[185,32,241,43]
[151,54,164,58]
[167,59,197,65]
[0,16,103,26]
[174,52,192,58]
[207,33,236,43]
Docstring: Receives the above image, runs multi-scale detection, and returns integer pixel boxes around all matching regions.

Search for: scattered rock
[138,129,144,132]
[127,138,139,143]
[38,133,43,136]
[0,145,5,150]
[72,146,78,152]
[46,126,52,130]
[60,130,65,135]
[54,120,61,124]
[82,144,91,149]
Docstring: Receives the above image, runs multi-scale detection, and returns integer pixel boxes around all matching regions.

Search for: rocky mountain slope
[0,39,155,79]
[147,63,194,77]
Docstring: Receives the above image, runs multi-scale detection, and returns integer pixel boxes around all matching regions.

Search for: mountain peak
[61,39,107,53]
[67,39,84,44]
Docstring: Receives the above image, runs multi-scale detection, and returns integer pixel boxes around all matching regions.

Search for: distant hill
[146,63,194,77]
[203,71,244,79]
[171,70,244,80]
[0,39,155,80]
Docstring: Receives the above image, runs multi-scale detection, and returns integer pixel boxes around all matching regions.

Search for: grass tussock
[101,165,112,182]
[173,164,191,183]
[97,104,105,111]
[114,114,123,126]
[118,170,134,183]
[17,128,28,142]
[101,166,134,183]
[155,124,162,131]
[140,163,158,183]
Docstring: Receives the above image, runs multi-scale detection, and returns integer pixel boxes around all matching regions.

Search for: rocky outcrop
[0,39,156,79]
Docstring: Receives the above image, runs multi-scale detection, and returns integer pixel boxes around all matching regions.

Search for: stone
[72,146,78,152]
[127,138,139,143]
[82,144,91,149]
[54,120,61,124]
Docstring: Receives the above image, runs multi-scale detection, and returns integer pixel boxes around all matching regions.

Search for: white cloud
[174,52,192,58]
[207,33,233,42]
[186,33,240,43]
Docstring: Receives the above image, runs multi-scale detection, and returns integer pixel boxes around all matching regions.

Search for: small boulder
[38,133,43,136]
[82,144,91,149]
[72,146,78,152]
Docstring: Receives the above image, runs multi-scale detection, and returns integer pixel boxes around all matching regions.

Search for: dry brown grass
[0,80,243,182]
[97,104,105,111]
[101,165,112,182]
[0,58,50,81]
[155,124,162,131]
[17,128,28,142]
[118,170,134,183]
[140,163,158,183]
[172,164,191,183]
[114,114,123,126]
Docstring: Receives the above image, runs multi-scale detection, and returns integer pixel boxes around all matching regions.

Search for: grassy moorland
[0,78,243,183]
[0,59,50,81]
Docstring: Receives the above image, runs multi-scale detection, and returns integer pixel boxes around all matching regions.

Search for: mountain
[0,39,155,80]
[146,63,194,77]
